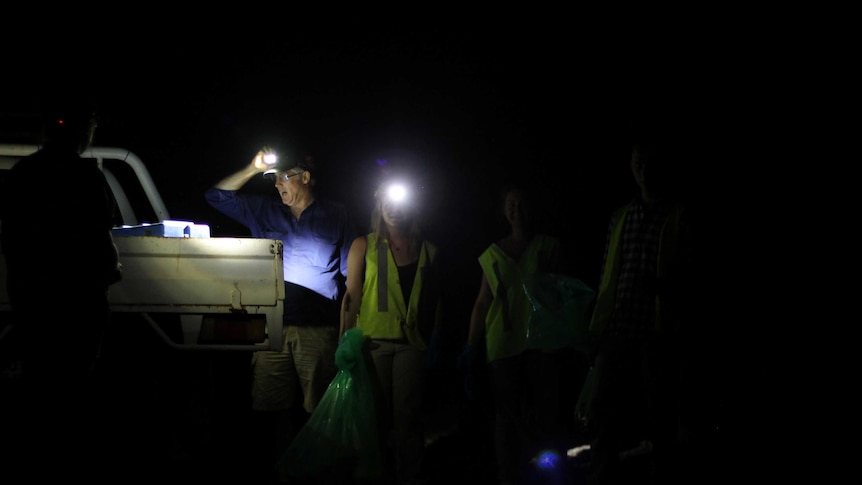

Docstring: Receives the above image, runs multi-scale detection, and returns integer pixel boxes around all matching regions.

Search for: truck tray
[109,236,284,351]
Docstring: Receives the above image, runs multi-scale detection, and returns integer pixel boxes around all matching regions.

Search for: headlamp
[386,183,408,203]
[262,151,315,176]
[262,153,278,175]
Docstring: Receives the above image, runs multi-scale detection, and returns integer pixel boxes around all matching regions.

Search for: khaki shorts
[251,325,339,412]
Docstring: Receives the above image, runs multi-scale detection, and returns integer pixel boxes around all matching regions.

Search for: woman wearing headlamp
[340,177,443,485]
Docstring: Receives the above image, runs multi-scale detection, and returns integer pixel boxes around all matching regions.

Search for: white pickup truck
[0,144,283,352]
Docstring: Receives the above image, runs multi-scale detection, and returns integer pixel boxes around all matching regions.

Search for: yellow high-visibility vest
[357,233,440,350]
[479,234,559,363]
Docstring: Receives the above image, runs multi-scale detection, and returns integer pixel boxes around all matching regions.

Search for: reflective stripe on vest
[377,243,388,312]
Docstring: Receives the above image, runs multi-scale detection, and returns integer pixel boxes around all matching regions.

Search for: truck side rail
[0,145,170,226]
[82,146,171,224]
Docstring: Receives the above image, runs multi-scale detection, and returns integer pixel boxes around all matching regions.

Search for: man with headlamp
[205,146,357,483]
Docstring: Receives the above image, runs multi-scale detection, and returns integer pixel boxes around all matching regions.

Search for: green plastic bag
[277,327,383,483]
[523,273,596,352]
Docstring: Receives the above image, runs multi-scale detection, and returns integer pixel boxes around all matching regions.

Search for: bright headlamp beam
[387,183,407,203]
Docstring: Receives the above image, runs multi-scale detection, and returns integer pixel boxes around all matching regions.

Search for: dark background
[2,24,743,296]
[2,22,755,482]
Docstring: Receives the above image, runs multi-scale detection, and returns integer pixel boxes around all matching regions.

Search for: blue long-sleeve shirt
[205,188,357,326]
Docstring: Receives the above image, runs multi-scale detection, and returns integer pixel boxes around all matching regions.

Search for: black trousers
[587,335,680,485]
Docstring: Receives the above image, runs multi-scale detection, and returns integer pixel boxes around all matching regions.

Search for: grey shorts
[250,325,339,412]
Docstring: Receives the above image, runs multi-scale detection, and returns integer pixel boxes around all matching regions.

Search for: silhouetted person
[0,103,122,482]
[463,181,567,485]
[585,139,691,485]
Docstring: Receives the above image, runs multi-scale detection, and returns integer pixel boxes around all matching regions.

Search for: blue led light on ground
[535,450,560,470]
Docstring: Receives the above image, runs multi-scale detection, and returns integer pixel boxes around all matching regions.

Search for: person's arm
[340,235,367,338]
[467,272,492,347]
[339,207,359,278]
[213,147,274,190]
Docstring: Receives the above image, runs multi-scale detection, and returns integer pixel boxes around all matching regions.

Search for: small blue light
[536,450,560,470]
